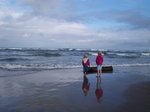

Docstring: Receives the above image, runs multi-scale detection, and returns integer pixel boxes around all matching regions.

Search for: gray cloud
[16,0,150,30]
[0,0,149,50]
[17,0,76,20]
[108,10,150,29]
[75,9,150,29]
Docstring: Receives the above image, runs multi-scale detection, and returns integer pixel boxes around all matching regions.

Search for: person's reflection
[95,76,103,102]
[82,75,90,96]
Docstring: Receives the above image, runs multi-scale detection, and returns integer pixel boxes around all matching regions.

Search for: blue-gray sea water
[0,48,150,72]
[0,48,150,112]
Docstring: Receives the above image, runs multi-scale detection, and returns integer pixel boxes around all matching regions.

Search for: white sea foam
[0,63,150,71]
[88,52,97,56]
[0,64,82,70]
[141,53,150,56]
[0,48,150,71]
[113,63,150,67]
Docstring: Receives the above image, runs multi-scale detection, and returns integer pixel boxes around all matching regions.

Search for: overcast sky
[0,0,150,50]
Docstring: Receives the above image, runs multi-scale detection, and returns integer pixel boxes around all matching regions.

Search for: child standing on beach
[96,51,103,76]
[82,53,90,76]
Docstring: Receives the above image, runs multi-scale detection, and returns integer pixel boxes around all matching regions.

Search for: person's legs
[83,67,86,76]
[97,65,102,76]
[83,66,88,76]
[97,65,100,76]
[97,66,98,76]
[99,65,102,75]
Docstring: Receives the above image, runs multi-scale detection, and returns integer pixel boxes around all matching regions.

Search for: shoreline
[0,66,150,112]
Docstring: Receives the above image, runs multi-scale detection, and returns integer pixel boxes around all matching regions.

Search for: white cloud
[0,0,149,50]
[0,9,149,50]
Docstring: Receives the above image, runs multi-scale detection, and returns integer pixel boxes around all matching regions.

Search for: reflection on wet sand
[95,75,103,102]
[81,75,103,102]
[82,75,90,96]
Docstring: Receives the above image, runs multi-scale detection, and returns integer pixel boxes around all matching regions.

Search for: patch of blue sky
[3,0,32,12]
[79,0,149,14]
[99,1,128,10]
[2,0,17,8]
[136,4,150,16]
[86,20,129,31]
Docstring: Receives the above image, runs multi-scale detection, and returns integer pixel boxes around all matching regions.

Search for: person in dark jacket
[82,53,90,76]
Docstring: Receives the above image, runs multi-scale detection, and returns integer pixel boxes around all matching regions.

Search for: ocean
[0,48,150,72]
[0,48,150,112]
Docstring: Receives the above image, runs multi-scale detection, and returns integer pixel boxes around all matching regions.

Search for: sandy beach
[0,66,150,112]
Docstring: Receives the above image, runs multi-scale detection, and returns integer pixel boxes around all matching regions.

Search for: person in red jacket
[82,53,90,76]
[96,51,103,76]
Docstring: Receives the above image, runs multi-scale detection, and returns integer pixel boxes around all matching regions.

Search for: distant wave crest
[113,63,150,67]
[0,64,81,71]
[0,58,28,61]
[31,52,61,57]
[0,63,150,71]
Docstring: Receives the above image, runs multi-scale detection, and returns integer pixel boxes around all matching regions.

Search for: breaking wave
[0,58,28,62]
[0,64,81,71]
[0,48,150,71]
[0,63,150,71]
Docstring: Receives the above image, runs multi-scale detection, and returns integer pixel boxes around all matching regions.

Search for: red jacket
[96,55,103,65]
[82,58,90,67]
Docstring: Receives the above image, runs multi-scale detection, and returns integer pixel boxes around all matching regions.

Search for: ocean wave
[0,47,149,51]
[84,50,150,58]
[31,52,61,57]
[113,63,150,67]
[0,48,150,59]
[0,48,23,50]
[88,52,141,58]
[0,64,82,71]
[0,63,150,71]
[88,52,98,56]
[0,58,28,61]
[104,52,141,58]
[141,53,150,56]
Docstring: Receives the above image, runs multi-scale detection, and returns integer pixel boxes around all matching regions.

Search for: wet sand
[117,81,150,112]
[0,66,150,112]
